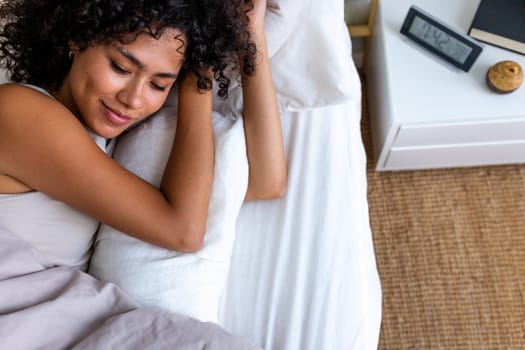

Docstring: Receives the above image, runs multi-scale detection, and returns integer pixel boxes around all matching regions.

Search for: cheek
[144,92,170,115]
[84,72,122,94]
[72,59,120,94]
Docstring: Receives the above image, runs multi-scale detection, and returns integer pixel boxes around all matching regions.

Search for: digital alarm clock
[400,5,483,72]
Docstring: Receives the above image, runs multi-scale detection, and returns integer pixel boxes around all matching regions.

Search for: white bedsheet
[219,90,382,349]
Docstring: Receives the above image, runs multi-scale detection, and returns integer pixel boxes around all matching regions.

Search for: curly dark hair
[0,0,256,98]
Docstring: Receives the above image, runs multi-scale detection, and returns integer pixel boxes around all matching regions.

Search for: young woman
[0,0,285,270]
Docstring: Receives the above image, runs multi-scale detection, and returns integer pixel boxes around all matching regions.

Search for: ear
[68,41,80,55]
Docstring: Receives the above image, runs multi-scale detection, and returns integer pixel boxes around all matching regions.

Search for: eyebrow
[115,46,179,79]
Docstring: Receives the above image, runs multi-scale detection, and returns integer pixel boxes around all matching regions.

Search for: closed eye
[111,61,129,74]
[150,82,167,92]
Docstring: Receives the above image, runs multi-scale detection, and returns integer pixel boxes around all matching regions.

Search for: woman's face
[59,28,185,139]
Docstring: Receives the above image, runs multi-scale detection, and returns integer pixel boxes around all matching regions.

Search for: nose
[117,79,145,110]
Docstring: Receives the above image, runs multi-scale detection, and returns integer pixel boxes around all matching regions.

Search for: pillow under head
[88,107,248,323]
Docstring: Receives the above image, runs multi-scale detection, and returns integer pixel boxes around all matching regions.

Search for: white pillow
[213,0,360,117]
[88,106,248,323]
[0,68,8,83]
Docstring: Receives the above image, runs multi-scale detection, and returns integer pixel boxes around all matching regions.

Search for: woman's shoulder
[0,82,86,155]
[0,82,70,124]
[0,82,55,103]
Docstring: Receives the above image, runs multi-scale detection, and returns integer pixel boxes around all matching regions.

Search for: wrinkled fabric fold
[0,228,261,350]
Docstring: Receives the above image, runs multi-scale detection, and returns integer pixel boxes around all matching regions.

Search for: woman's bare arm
[160,75,214,247]
[0,80,213,252]
[242,0,287,200]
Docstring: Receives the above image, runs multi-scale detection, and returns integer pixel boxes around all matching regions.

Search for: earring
[68,51,74,59]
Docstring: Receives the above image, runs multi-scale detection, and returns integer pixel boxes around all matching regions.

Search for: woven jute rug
[361,76,525,349]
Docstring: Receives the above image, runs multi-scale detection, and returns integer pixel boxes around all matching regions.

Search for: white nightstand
[366,0,525,171]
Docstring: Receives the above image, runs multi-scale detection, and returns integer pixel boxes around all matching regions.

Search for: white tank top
[0,84,109,270]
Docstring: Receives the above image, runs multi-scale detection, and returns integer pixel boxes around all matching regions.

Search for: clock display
[408,16,473,64]
[400,6,483,72]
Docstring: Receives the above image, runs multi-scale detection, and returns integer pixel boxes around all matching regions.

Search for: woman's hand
[246,0,267,35]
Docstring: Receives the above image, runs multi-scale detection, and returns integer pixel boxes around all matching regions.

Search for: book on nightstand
[468,0,525,55]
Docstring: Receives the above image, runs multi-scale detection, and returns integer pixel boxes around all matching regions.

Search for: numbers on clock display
[409,16,472,64]
[400,6,483,72]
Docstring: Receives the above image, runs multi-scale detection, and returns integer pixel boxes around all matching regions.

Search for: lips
[101,102,132,126]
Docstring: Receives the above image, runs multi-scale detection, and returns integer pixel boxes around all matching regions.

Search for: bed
[0,1,382,349]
